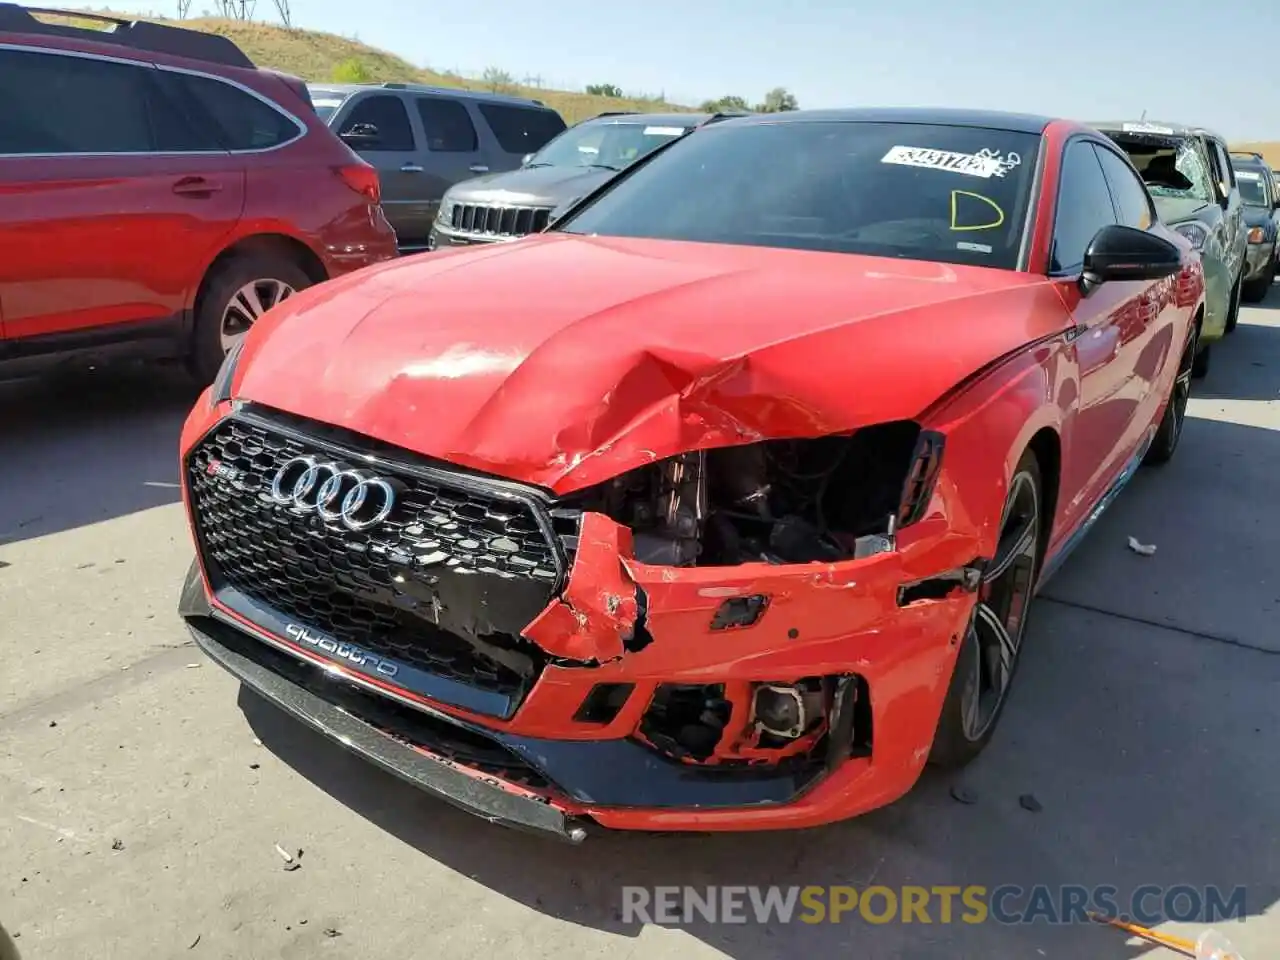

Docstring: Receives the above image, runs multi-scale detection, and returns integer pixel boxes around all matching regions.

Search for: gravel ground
[2,298,1278,960]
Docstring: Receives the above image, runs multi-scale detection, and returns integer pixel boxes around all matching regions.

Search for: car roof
[717,107,1056,134]
[1091,119,1227,142]
[306,81,554,110]
[583,112,712,127]
[1231,154,1272,172]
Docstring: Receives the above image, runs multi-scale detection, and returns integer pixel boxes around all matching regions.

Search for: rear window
[558,120,1041,270]
[478,103,567,154]
[168,72,300,150]
[1235,167,1272,206]
[307,88,350,123]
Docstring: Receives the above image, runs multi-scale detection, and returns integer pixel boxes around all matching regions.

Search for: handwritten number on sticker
[950,190,1005,231]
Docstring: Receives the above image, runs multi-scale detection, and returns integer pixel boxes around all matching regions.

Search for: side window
[337,95,415,152]
[1213,141,1235,190]
[415,97,478,152]
[1202,140,1230,199]
[166,72,299,151]
[0,49,166,154]
[1052,140,1119,273]
[1094,145,1156,230]
[477,104,567,155]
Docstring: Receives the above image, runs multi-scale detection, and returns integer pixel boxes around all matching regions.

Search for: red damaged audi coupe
[178,108,1204,841]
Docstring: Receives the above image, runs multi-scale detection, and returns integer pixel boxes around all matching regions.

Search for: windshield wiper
[586,162,622,171]
[525,161,555,168]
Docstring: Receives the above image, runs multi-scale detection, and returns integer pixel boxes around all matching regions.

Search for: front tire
[1191,341,1211,379]
[1224,275,1243,332]
[188,254,312,385]
[930,451,1042,769]
[1144,326,1196,466]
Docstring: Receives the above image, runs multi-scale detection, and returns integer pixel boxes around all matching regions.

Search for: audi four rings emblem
[270,456,398,531]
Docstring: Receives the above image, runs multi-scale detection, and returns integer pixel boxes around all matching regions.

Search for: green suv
[1093,121,1247,377]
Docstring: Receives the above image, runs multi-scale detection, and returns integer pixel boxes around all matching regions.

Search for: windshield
[307,90,350,124]
[1235,169,1271,206]
[556,120,1041,270]
[528,120,691,171]
[1109,136,1215,204]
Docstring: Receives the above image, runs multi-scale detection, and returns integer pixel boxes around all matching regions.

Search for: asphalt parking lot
[2,299,1278,960]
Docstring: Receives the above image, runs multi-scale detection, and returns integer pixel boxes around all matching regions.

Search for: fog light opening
[750,679,826,743]
[638,683,732,761]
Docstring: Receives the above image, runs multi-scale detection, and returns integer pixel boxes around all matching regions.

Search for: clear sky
[217,0,1276,141]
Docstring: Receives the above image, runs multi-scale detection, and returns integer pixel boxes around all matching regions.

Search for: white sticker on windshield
[881,146,1021,179]
[956,241,993,253]
[643,126,685,136]
[1236,170,1261,180]
[312,98,345,109]
[1121,122,1175,135]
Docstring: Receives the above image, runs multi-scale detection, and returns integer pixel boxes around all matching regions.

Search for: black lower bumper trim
[185,611,585,843]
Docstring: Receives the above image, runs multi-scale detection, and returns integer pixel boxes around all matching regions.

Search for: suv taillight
[335,163,381,204]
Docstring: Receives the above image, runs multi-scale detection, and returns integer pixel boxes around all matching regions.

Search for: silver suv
[308,82,566,253]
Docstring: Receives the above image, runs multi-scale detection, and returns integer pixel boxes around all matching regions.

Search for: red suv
[0,5,398,384]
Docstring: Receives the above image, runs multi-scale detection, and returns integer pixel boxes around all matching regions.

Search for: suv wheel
[189,254,312,385]
[1243,261,1275,304]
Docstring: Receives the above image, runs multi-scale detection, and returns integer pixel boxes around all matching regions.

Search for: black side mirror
[1081,224,1182,292]
[339,122,380,148]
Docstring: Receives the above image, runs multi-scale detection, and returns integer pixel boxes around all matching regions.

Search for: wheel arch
[186,233,329,337]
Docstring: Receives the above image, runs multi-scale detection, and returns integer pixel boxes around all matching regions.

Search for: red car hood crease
[238,235,1063,493]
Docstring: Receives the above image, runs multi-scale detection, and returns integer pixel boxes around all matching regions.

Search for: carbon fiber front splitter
[181,582,587,843]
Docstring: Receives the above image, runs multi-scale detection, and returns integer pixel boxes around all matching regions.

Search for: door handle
[469,164,489,173]
[172,176,220,196]
[400,163,424,173]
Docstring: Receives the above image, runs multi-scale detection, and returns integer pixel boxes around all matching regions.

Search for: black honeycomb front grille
[185,410,563,702]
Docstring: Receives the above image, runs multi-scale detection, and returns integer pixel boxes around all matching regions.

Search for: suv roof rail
[591,110,640,119]
[0,4,255,68]
[1230,150,1265,160]
[701,110,752,125]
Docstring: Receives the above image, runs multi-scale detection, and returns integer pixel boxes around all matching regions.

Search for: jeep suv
[0,5,398,385]
[308,83,568,253]
[1093,121,1247,375]
[427,111,734,250]
[1229,151,1280,301]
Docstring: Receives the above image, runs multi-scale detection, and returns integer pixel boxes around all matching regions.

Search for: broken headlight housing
[1174,221,1209,250]
[209,339,245,408]
[556,422,945,567]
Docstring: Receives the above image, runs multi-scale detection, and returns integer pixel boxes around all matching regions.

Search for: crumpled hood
[1153,195,1212,226]
[445,165,614,208]
[235,234,1063,493]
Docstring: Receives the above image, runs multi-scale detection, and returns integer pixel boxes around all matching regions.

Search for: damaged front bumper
[180,523,979,837]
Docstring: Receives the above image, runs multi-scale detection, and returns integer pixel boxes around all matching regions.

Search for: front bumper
[427,221,521,251]
[179,408,982,836]
[1244,241,1276,281]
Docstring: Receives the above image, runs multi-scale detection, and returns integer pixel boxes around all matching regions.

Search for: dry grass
[55,10,694,123]
[1230,142,1280,166]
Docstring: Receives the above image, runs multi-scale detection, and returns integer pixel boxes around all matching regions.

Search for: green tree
[483,67,516,94]
[331,58,372,83]
[699,94,751,113]
[756,87,799,113]
[586,83,623,97]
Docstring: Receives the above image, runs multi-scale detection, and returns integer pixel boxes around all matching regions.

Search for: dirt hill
[1230,142,1280,167]
[64,11,694,123]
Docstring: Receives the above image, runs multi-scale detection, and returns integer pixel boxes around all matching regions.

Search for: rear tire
[930,451,1042,769]
[188,253,312,385]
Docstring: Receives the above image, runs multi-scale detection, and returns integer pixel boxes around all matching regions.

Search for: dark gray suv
[308,82,567,253]
[427,111,738,250]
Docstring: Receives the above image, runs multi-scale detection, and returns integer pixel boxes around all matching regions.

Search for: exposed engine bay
[559,420,936,566]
